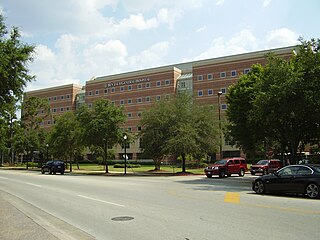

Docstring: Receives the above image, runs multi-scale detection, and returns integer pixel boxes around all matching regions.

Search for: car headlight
[214,167,219,170]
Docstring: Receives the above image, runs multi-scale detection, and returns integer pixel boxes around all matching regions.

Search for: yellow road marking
[224,192,240,203]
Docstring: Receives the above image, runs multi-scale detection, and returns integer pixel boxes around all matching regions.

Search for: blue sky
[1,0,319,91]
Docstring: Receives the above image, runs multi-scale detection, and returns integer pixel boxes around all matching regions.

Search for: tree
[77,99,126,173]
[20,96,50,163]
[226,64,266,158]
[226,38,320,163]
[49,111,83,172]
[140,94,219,172]
[0,14,35,115]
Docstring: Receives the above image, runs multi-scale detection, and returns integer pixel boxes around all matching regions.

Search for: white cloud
[265,28,298,48]
[215,0,225,6]
[129,41,170,69]
[262,0,272,7]
[196,25,207,33]
[193,29,258,60]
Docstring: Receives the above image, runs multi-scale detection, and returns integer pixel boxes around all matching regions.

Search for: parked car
[204,157,247,178]
[41,160,65,174]
[252,164,320,199]
[250,159,283,175]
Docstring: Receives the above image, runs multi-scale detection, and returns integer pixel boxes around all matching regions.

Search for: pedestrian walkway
[0,191,95,240]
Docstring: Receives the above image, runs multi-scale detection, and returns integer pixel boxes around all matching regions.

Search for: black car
[41,160,65,174]
[252,165,320,199]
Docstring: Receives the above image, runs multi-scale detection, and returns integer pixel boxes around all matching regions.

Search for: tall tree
[77,99,126,173]
[0,14,35,115]
[140,94,219,172]
[21,96,50,162]
[49,111,83,172]
[226,64,265,158]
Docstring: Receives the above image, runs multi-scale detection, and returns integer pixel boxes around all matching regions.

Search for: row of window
[197,88,227,97]
[88,80,172,96]
[48,94,71,101]
[51,106,71,113]
[196,68,251,81]
[87,95,171,108]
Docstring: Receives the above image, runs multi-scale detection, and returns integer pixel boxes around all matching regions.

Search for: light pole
[123,135,127,175]
[46,143,49,162]
[217,91,223,159]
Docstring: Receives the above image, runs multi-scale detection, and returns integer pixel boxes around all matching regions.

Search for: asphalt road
[1,170,320,240]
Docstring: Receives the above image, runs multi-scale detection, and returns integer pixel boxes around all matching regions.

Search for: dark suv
[41,160,65,174]
[204,157,248,178]
[250,159,283,175]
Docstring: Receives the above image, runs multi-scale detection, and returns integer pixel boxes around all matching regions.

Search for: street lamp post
[46,144,49,162]
[123,135,127,175]
[217,91,223,159]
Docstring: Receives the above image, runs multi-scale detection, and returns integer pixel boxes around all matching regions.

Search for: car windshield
[214,160,227,165]
[311,165,320,173]
[256,160,268,165]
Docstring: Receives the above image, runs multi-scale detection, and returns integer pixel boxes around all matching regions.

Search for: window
[198,90,203,97]
[197,75,203,81]
[128,113,132,118]
[137,126,142,131]
[111,101,115,105]
[220,72,226,78]
[165,94,170,100]
[137,84,142,90]
[120,100,125,105]
[180,81,186,88]
[221,88,227,94]
[128,99,132,104]
[120,86,125,92]
[95,90,99,95]
[66,107,70,111]
[244,68,251,74]
[137,112,142,117]
[111,88,115,93]
[156,95,161,101]
[221,104,228,110]
[146,82,151,88]
[231,70,237,77]
[208,89,213,95]
[88,103,92,108]
[146,96,151,102]
[60,107,64,112]
[60,95,64,100]
[137,98,142,103]
[66,94,70,99]
[156,81,161,87]
[104,89,108,94]
[52,108,57,113]
[88,91,92,96]
[127,127,132,132]
[128,85,132,91]
[165,79,170,85]
[53,96,57,101]
[47,120,51,125]
[207,74,213,80]
[48,97,51,101]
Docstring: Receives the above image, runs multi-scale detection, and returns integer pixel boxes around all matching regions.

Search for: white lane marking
[78,194,125,207]
[25,182,42,188]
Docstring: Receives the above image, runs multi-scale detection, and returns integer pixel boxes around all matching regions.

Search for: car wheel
[41,170,44,174]
[253,180,265,194]
[239,168,245,177]
[219,170,225,178]
[61,171,64,175]
[53,171,56,175]
[306,183,319,199]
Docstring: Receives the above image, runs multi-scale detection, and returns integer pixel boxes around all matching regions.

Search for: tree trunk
[154,158,161,171]
[104,141,109,173]
[181,153,186,173]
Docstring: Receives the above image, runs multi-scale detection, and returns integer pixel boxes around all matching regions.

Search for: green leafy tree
[140,94,219,172]
[0,14,35,115]
[226,38,320,163]
[21,96,50,162]
[226,64,265,159]
[49,111,83,172]
[77,99,126,173]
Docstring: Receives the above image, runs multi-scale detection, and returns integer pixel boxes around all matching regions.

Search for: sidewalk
[0,191,95,240]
